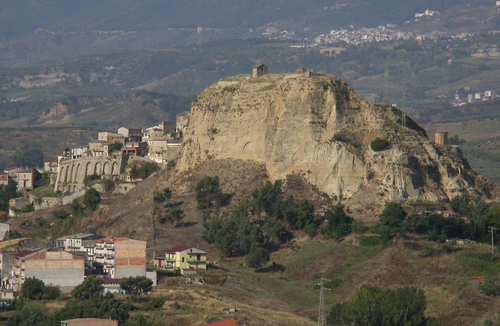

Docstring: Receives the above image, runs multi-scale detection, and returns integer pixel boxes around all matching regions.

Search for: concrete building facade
[86,237,146,278]
[12,249,85,291]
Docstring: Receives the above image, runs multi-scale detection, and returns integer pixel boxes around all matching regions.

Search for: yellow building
[165,246,207,272]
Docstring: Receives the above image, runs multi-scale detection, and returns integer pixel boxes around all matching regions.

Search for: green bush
[370,137,389,151]
[330,132,348,142]
[20,219,33,228]
[20,204,34,213]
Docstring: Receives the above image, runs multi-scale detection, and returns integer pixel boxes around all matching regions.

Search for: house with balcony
[85,237,146,278]
[165,246,207,273]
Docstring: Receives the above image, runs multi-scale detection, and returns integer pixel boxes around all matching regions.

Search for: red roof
[11,250,39,258]
[165,246,192,253]
[4,167,20,171]
[95,237,127,243]
[197,319,237,326]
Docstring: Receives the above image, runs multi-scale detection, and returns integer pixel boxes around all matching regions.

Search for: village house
[0,173,10,186]
[17,169,40,190]
[97,132,126,145]
[165,246,207,273]
[85,237,147,278]
[56,233,103,252]
[11,249,85,292]
[89,140,112,157]
[44,159,59,173]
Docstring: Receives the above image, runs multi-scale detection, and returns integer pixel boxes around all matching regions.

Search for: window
[197,254,201,261]
[182,257,185,262]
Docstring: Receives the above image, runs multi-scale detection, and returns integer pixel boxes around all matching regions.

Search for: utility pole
[489,226,496,254]
[318,278,331,326]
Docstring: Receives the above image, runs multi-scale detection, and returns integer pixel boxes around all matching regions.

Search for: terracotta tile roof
[11,250,40,258]
[165,246,192,253]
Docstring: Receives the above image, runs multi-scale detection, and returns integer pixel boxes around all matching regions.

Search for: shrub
[52,208,69,220]
[370,137,389,151]
[167,160,176,168]
[20,204,34,213]
[330,132,348,142]
[20,219,33,228]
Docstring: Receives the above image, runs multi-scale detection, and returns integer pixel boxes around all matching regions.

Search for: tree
[7,303,46,326]
[320,203,354,239]
[379,202,407,229]
[83,188,101,211]
[168,207,185,227]
[195,175,222,209]
[120,276,153,295]
[71,199,84,216]
[246,244,270,270]
[20,277,45,300]
[71,275,103,301]
[296,199,314,229]
[327,285,434,326]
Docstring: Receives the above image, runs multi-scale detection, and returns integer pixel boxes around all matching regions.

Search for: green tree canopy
[120,276,153,295]
[71,275,104,301]
[246,244,270,270]
[379,202,407,229]
[83,188,101,211]
[195,175,222,209]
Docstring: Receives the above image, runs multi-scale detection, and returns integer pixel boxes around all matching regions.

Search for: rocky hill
[177,70,497,208]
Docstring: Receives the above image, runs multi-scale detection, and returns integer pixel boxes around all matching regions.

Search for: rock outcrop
[177,71,496,203]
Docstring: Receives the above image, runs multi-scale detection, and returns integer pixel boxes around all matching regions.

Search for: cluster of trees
[201,179,322,269]
[18,277,61,301]
[8,276,131,326]
[371,194,500,244]
[319,204,355,239]
[120,276,153,295]
[328,286,439,326]
[130,162,160,179]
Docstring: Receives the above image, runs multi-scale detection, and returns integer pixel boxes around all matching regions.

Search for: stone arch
[68,164,74,183]
[95,162,101,175]
[85,162,93,177]
[74,164,81,183]
[103,162,111,175]
[60,166,66,183]
[112,162,119,175]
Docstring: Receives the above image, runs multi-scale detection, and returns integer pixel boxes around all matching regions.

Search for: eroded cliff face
[177,72,495,202]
